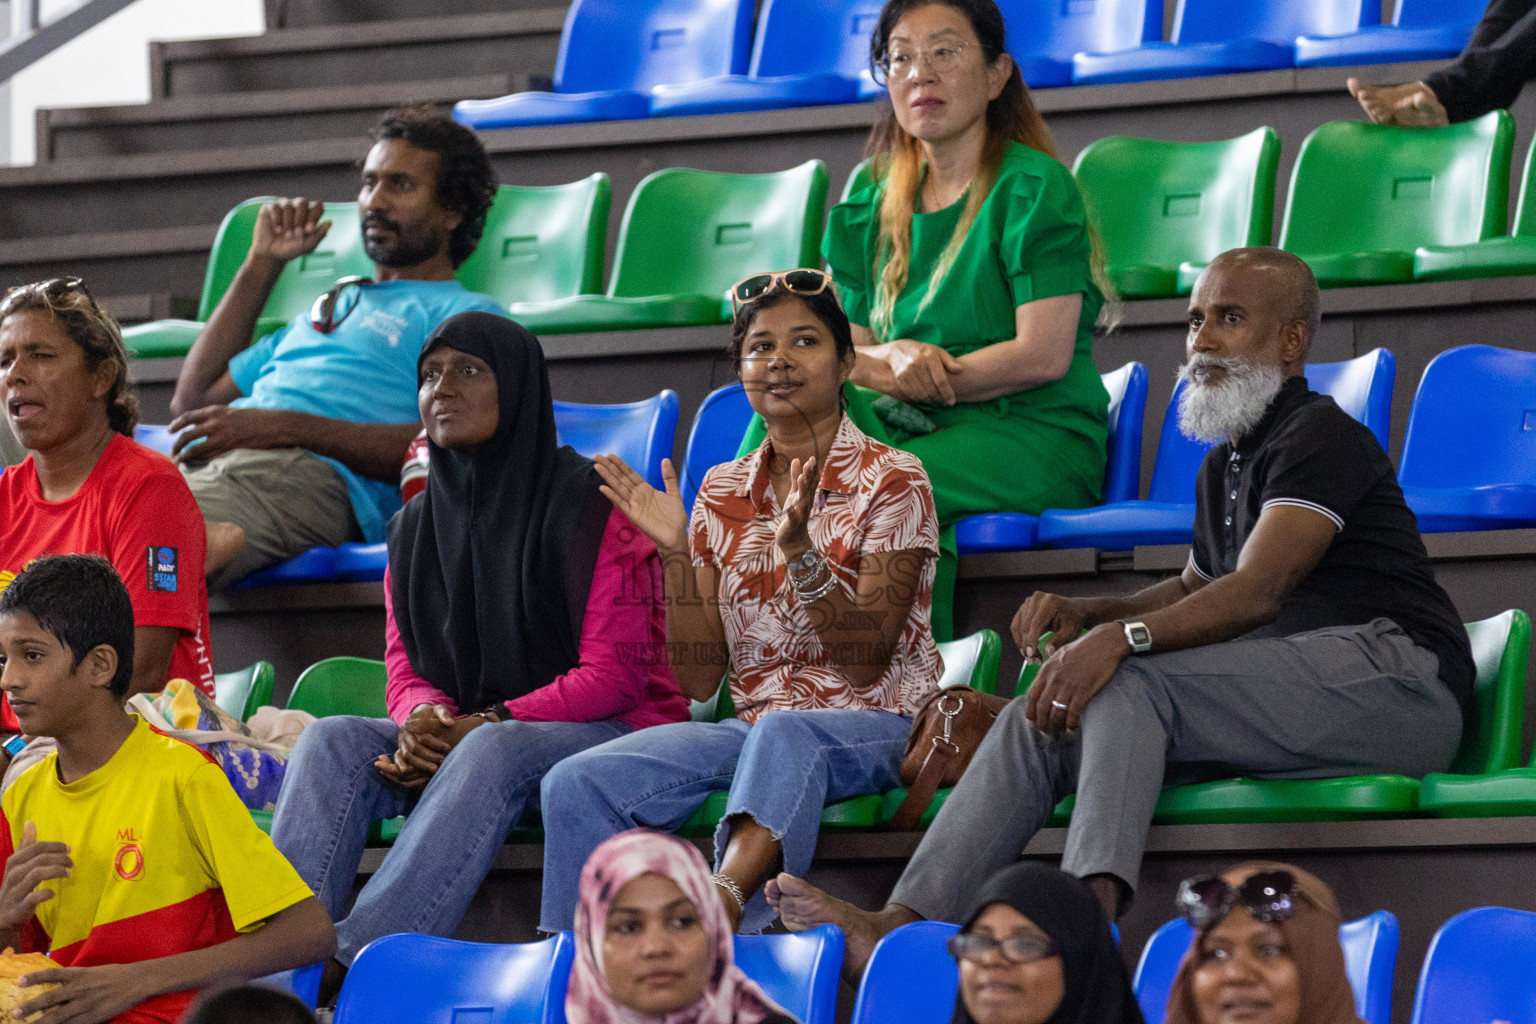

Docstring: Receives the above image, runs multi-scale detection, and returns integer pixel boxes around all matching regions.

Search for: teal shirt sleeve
[822,186,880,329]
[1000,160,1100,309]
[227,326,286,397]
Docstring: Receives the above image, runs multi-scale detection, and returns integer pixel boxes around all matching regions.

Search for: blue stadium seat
[553,390,682,490]
[453,0,754,129]
[1411,907,1536,1024]
[1073,0,1377,85]
[336,542,388,582]
[238,546,341,588]
[254,964,324,1009]
[851,921,960,1024]
[1399,346,1536,532]
[1036,349,1396,550]
[133,424,176,455]
[1000,0,1163,88]
[650,0,877,116]
[335,933,574,1024]
[735,925,844,1024]
[956,361,1149,555]
[1135,912,1399,1024]
[1296,0,1483,68]
[680,381,757,510]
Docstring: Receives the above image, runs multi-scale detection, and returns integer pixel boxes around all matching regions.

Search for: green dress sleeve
[999,159,1101,310]
[821,185,881,330]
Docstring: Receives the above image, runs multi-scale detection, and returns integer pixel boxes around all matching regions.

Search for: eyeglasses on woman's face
[875,42,969,84]
[948,929,1059,965]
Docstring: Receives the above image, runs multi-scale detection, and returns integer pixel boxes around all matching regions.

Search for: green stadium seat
[1074,127,1280,299]
[841,157,878,202]
[213,661,276,722]
[122,178,611,359]
[1279,111,1514,287]
[454,174,610,306]
[1415,610,1533,816]
[286,656,389,719]
[268,656,401,844]
[1047,611,1528,827]
[677,631,1003,837]
[508,160,828,335]
[1416,135,1536,281]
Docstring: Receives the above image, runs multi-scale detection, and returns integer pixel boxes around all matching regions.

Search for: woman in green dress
[738,0,1112,639]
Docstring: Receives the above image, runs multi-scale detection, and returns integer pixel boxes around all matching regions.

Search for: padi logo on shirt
[146,547,178,593]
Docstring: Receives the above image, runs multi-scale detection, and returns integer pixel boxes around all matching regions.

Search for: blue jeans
[538,708,911,933]
[272,714,630,963]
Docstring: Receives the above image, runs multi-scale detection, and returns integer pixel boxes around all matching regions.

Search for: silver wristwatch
[1121,620,1153,654]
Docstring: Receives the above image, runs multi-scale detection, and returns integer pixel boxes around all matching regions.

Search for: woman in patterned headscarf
[568,830,798,1024]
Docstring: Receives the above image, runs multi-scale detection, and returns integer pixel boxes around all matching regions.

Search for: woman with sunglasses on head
[270,312,690,999]
[735,0,1112,640]
[1167,863,1363,1024]
[539,278,942,935]
[948,862,1142,1024]
[0,278,215,784]
[567,830,800,1024]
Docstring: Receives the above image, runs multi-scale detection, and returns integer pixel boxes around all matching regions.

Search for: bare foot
[766,873,920,982]
[1347,78,1450,127]
[714,879,745,932]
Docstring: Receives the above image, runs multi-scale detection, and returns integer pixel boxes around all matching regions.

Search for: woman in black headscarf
[948,862,1145,1024]
[270,312,689,993]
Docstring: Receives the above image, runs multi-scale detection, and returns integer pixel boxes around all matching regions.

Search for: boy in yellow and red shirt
[0,554,335,1024]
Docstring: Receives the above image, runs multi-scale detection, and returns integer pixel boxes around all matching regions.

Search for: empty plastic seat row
[453,0,1166,131]
[1073,0,1482,84]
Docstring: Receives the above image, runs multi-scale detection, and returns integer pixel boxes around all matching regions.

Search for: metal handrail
[1,0,145,85]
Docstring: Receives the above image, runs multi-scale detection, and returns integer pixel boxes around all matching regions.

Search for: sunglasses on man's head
[310,275,373,334]
[729,268,831,314]
[1176,870,1299,930]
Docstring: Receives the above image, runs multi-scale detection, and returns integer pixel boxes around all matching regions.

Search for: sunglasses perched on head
[729,268,831,314]
[1177,870,1299,930]
[947,930,1059,965]
[310,275,373,334]
[0,276,91,317]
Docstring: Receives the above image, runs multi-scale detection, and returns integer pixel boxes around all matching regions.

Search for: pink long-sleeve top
[384,507,690,729]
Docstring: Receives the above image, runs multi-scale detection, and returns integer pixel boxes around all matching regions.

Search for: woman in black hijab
[948,862,1144,1024]
[271,312,688,994]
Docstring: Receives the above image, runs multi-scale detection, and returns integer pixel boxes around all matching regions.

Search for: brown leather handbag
[886,685,1012,832]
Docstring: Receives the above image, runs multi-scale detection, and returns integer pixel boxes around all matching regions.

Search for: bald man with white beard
[766,248,1474,976]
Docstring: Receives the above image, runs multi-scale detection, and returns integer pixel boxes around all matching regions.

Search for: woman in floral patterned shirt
[538,271,944,934]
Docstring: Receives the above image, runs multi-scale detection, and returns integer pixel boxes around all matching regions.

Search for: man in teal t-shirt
[167,108,505,588]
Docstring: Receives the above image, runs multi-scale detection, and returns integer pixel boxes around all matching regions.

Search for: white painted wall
[5,0,264,165]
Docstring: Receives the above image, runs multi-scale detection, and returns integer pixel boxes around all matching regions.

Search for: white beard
[1177,356,1285,444]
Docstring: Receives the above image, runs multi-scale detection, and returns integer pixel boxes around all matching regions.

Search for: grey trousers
[888,618,1463,922]
[181,447,360,589]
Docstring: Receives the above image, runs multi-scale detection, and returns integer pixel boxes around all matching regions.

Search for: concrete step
[269,0,559,30]
[0,224,216,302]
[151,9,564,98]
[40,74,517,162]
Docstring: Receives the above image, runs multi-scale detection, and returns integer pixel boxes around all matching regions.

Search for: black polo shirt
[1190,376,1475,707]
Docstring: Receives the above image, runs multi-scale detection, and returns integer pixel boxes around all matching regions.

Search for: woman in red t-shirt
[0,278,214,759]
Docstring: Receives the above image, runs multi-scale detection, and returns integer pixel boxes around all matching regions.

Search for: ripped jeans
[538,708,911,933]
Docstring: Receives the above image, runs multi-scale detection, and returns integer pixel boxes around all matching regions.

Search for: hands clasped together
[374,705,489,791]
